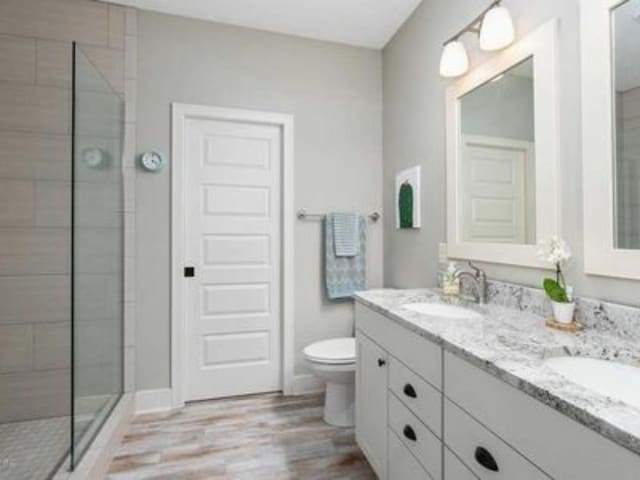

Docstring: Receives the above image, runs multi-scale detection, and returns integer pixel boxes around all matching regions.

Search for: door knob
[403,383,417,398]
[474,446,499,472]
[403,425,417,442]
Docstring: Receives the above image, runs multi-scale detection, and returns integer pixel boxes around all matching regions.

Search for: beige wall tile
[0,84,70,134]
[124,79,136,122]
[124,211,135,256]
[33,322,70,370]
[108,4,125,50]
[0,34,36,84]
[34,180,71,228]
[125,8,137,37]
[124,35,136,80]
[0,228,69,276]
[123,122,136,169]
[0,324,33,374]
[0,368,70,422]
[36,39,71,88]
[0,0,108,46]
[0,275,69,324]
[0,179,34,227]
[124,345,135,393]
[124,302,135,348]
[123,172,135,213]
[82,45,124,94]
[124,256,135,302]
[74,226,120,274]
[0,131,70,181]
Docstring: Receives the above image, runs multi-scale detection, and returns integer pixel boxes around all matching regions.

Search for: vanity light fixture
[479,4,515,51]
[439,1,515,78]
[439,40,469,78]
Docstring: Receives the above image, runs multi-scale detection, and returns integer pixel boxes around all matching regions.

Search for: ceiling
[112,0,423,49]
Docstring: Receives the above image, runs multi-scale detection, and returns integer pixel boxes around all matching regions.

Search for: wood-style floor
[106,392,376,479]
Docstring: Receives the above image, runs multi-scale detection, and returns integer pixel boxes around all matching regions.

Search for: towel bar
[297,208,380,222]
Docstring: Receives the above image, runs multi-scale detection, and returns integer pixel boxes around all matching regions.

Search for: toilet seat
[304,338,355,365]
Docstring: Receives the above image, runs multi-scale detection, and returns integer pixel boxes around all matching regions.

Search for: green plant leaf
[543,278,569,303]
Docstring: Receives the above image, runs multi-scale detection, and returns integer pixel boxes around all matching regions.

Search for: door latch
[184,266,195,277]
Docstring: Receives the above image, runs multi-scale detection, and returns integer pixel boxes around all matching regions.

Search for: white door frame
[171,103,295,408]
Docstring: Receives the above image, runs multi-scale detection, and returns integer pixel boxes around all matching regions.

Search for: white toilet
[304,337,356,427]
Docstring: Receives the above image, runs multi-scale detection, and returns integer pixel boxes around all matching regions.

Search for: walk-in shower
[0,43,124,480]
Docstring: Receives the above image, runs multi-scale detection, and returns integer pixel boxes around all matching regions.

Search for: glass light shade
[439,41,469,77]
[479,5,515,51]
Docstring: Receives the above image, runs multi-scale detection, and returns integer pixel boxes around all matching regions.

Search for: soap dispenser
[443,261,460,296]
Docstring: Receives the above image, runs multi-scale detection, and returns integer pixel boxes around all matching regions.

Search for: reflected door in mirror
[458,57,536,245]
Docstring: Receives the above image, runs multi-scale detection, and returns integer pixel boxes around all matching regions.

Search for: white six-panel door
[461,135,535,244]
[183,116,282,401]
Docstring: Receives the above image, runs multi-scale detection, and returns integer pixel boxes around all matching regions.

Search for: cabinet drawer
[445,399,549,480]
[356,303,441,390]
[389,357,441,437]
[445,352,640,480]
[388,430,432,480]
[389,393,442,480]
[445,447,479,480]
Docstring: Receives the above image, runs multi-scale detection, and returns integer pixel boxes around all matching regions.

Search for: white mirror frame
[581,0,640,279]
[446,19,560,268]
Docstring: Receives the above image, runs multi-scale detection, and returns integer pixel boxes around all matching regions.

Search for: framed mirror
[582,0,640,279]
[446,19,560,267]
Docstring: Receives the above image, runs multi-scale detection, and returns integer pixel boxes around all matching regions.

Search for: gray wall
[383,0,640,306]
[461,74,534,142]
[136,11,383,389]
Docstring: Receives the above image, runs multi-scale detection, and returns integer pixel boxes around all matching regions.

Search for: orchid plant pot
[551,300,576,324]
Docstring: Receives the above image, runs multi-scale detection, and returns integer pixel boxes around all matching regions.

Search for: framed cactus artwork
[395,166,421,229]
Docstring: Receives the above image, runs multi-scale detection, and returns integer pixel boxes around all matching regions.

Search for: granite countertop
[354,288,640,456]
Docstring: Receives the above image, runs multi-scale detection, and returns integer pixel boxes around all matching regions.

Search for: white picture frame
[446,18,560,268]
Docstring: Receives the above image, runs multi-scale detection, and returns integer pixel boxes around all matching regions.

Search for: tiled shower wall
[0,0,136,422]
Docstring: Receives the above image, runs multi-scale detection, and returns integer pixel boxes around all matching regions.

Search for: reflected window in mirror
[612,0,640,250]
[458,57,536,245]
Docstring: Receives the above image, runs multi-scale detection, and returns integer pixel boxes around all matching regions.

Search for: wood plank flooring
[106,393,376,479]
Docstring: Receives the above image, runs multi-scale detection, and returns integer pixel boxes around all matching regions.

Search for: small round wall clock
[139,151,166,172]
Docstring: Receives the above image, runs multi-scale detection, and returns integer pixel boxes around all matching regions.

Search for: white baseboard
[289,374,324,395]
[135,388,173,414]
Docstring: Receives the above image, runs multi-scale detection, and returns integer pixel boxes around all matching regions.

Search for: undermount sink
[402,303,482,321]
[544,356,640,410]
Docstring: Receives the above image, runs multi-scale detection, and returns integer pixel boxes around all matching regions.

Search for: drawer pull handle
[377,358,386,367]
[403,383,417,398]
[403,425,417,442]
[474,446,499,472]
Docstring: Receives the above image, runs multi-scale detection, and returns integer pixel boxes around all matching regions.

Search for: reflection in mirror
[458,57,536,245]
[612,0,640,250]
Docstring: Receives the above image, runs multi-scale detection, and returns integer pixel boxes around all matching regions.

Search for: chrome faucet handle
[468,261,482,278]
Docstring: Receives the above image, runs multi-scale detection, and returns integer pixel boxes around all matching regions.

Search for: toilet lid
[304,338,355,364]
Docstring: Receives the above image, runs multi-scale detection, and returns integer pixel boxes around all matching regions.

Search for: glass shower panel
[71,44,124,467]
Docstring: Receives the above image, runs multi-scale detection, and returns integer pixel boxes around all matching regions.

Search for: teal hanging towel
[399,180,413,228]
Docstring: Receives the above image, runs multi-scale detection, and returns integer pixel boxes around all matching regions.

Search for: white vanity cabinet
[355,304,443,480]
[444,352,640,480]
[355,302,640,480]
[355,333,388,478]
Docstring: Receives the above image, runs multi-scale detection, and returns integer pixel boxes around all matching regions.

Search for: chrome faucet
[454,261,488,304]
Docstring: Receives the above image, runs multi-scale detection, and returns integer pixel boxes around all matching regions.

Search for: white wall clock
[140,151,166,172]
